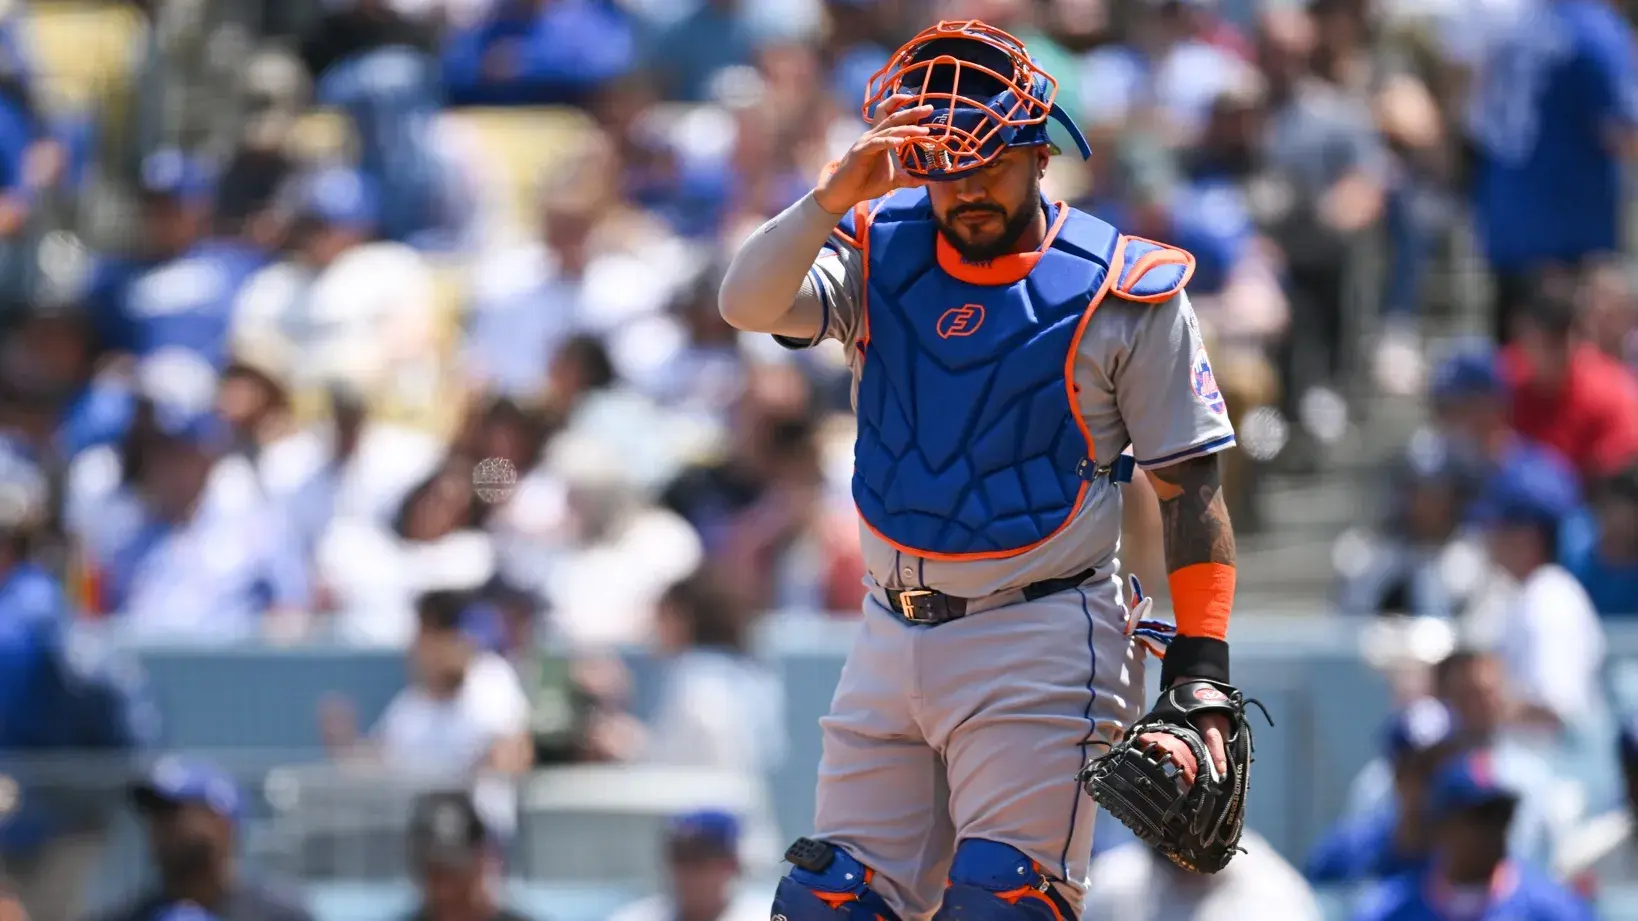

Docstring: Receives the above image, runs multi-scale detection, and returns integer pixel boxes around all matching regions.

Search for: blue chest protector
[839,189,1192,559]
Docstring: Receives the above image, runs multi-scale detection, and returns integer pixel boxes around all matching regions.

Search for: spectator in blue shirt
[94,150,269,367]
[1343,650,1579,872]
[83,149,216,357]
[76,404,310,644]
[442,0,637,108]
[1427,344,1585,534]
[1308,698,1456,885]
[1354,751,1594,921]
[1463,0,1638,342]
[0,439,158,921]
[1566,464,1638,615]
[91,759,312,921]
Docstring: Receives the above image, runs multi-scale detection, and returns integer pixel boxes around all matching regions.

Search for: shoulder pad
[866,187,933,226]
[1112,236,1196,304]
[826,187,931,251]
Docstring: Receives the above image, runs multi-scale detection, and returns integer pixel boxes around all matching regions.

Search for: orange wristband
[1168,562,1235,640]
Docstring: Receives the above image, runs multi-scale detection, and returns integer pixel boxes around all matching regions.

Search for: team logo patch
[1194,686,1229,703]
[937,304,985,339]
[1191,347,1225,415]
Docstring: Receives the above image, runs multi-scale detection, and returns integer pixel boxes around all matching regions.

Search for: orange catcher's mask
[862,20,1093,182]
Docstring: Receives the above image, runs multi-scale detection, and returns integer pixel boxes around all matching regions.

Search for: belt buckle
[897,589,939,624]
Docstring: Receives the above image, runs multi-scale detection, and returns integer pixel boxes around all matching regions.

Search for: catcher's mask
[862,20,1093,182]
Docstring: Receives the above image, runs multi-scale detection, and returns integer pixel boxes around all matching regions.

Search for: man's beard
[936,192,1043,263]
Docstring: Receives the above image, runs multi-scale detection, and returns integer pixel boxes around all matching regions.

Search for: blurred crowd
[0,0,1632,917]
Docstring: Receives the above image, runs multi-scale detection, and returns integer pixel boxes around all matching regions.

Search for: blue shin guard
[931,840,1072,921]
[773,838,900,921]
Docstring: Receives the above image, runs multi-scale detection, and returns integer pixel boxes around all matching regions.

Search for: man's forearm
[718,191,839,337]
[1146,453,1236,685]
[1149,453,1236,572]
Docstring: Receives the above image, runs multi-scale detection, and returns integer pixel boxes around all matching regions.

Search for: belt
[885,566,1101,625]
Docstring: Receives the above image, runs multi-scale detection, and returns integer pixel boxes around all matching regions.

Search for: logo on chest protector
[1192,347,1225,415]
[937,304,986,339]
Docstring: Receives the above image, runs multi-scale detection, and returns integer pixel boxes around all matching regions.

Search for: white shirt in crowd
[375,651,529,775]
[233,241,443,417]
[1082,832,1324,921]
[644,650,790,871]
[1493,564,1607,730]
[1557,807,1638,888]
[647,649,787,775]
[373,651,530,833]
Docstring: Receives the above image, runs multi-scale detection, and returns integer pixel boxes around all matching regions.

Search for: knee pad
[931,840,1073,921]
[773,838,900,921]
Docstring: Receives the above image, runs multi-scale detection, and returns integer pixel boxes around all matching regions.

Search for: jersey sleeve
[1112,289,1237,467]
[771,240,864,351]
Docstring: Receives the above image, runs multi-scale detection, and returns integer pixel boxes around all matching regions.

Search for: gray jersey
[780,221,1237,599]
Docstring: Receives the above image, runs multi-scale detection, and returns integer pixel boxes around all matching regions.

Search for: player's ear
[1035,146,1049,177]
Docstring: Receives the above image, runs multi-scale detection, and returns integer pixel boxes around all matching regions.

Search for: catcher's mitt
[1078,679,1271,874]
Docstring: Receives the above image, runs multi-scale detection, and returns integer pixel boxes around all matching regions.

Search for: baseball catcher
[718,18,1265,921]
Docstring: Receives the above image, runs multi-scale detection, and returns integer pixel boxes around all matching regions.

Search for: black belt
[885,567,1100,625]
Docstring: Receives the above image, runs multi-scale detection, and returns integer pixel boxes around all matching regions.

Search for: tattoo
[1145,454,1236,572]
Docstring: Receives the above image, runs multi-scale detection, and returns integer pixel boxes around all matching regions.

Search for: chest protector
[841,189,1194,560]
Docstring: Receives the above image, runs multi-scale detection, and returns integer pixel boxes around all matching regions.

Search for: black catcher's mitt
[1077,679,1271,874]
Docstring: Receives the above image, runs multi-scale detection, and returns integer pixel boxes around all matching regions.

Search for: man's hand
[814,94,934,215]
[1137,698,1230,788]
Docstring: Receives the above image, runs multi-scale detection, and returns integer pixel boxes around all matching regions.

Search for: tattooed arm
[1144,453,1236,688]
[1146,454,1236,573]
[1137,452,1238,784]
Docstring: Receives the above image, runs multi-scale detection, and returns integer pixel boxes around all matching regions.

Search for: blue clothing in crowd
[442,0,637,107]
[1468,0,1638,269]
[1568,550,1638,615]
[83,255,152,355]
[1307,808,1431,885]
[1168,178,1254,296]
[81,483,309,643]
[0,563,158,853]
[113,239,266,365]
[1354,863,1594,921]
[316,47,458,246]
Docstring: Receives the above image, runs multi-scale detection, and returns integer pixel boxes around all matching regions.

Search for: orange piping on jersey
[855,235,1128,563]
[1168,561,1235,640]
[1112,235,1197,303]
[856,201,873,351]
[1063,234,1127,463]
[936,201,1071,285]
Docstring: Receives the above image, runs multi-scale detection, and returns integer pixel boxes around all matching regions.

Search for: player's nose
[948,174,989,201]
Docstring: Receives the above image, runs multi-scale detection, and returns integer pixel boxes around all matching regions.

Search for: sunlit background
[0,0,1635,919]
